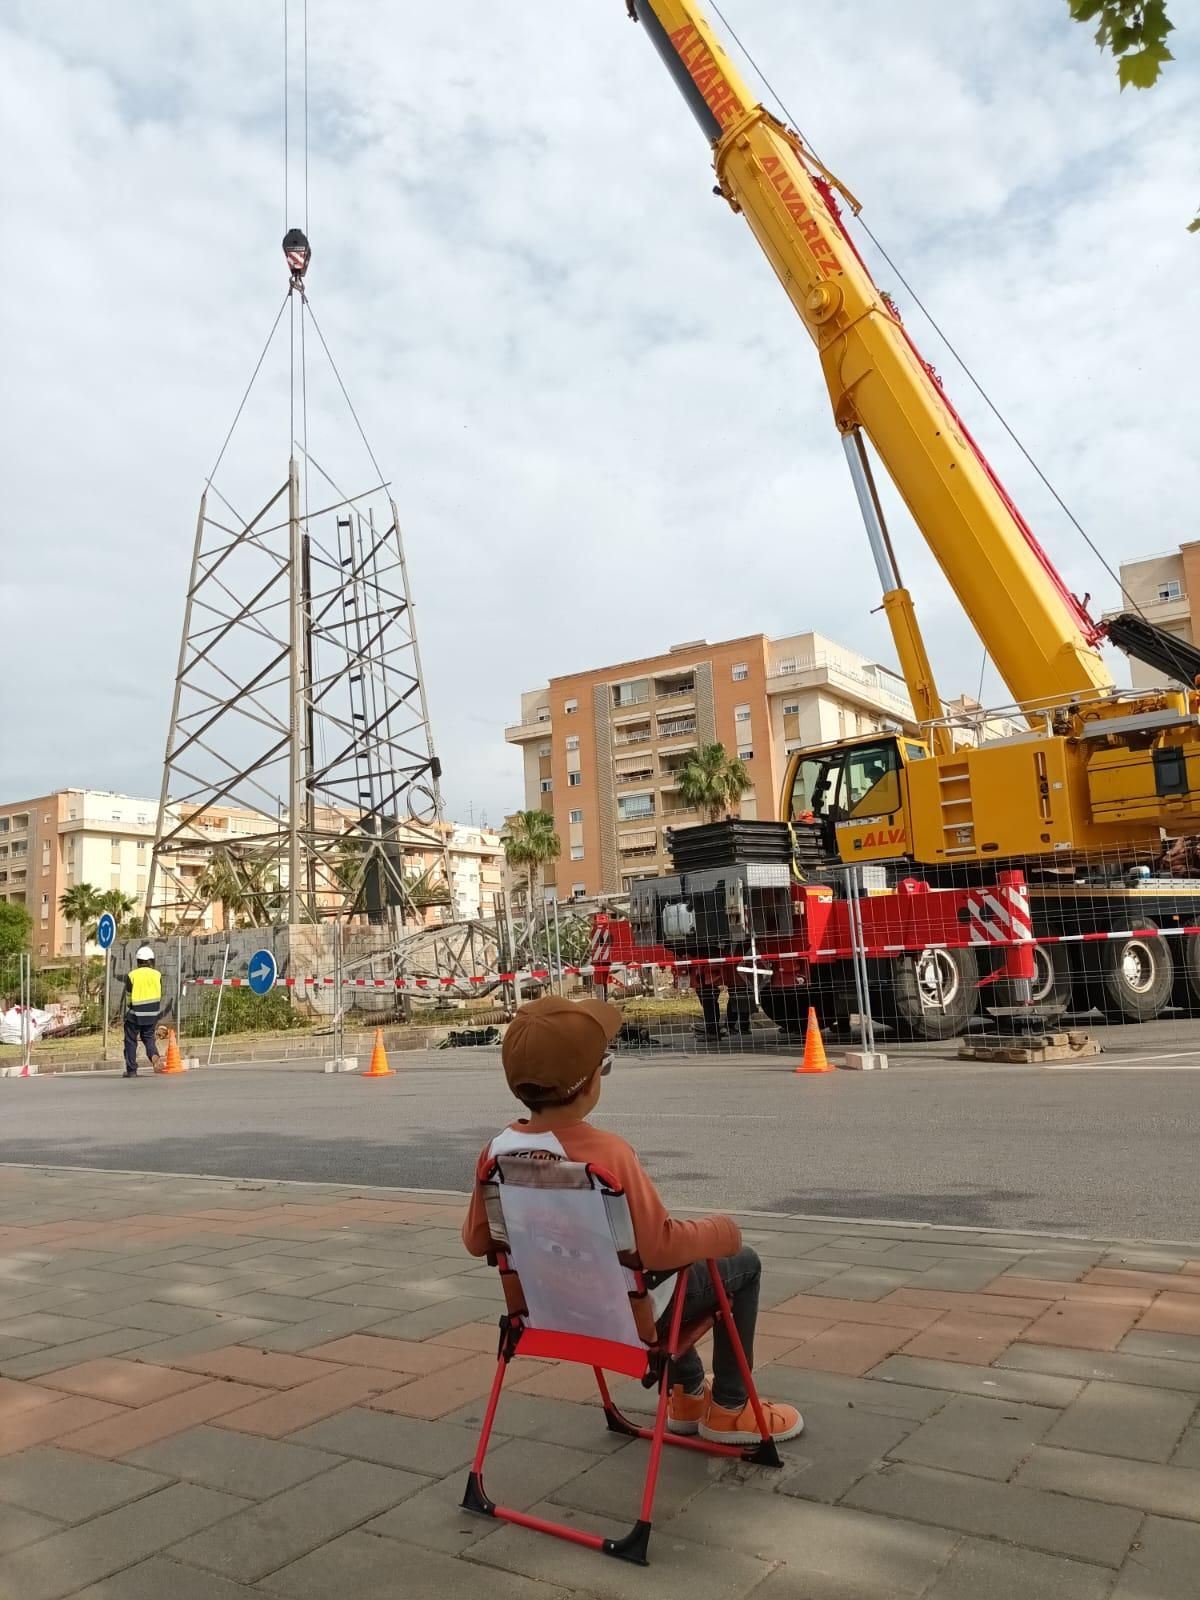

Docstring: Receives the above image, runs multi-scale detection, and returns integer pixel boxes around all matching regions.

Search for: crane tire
[1099,930,1173,1022]
[893,947,979,1040]
[987,943,1071,1016]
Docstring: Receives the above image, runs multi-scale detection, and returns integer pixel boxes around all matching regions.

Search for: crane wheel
[893,947,978,1040]
[1098,931,1173,1022]
[987,944,1071,1017]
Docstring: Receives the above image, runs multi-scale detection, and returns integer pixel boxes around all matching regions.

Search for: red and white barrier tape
[183,923,1200,990]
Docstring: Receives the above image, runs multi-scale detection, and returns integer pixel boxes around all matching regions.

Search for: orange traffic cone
[796,1008,835,1074]
[363,1028,395,1078]
[159,1029,185,1074]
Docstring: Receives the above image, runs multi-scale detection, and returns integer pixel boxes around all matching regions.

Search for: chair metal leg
[706,1257,782,1469]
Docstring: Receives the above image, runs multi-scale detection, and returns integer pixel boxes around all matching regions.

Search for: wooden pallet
[958,1030,1102,1064]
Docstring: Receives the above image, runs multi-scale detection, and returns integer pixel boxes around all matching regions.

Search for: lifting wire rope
[708,0,1146,626]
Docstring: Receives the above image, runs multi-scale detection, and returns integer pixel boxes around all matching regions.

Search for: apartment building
[0,787,504,956]
[1101,543,1200,690]
[505,631,916,898]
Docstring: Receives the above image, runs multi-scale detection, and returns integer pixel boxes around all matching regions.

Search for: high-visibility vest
[128,967,162,1014]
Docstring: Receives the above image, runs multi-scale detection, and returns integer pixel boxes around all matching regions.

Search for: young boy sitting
[461,995,803,1445]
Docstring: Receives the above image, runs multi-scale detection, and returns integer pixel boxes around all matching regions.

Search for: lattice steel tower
[145,226,448,933]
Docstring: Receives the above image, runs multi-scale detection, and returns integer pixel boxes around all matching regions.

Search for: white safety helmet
[136,945,155,962]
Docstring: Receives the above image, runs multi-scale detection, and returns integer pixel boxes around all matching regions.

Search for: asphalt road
[3,1035,1200,1240]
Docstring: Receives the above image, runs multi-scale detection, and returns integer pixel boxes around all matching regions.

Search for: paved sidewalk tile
[365,1297,504,1340]
[0,1502,62,1556]
[690,1363,948,1420]
[216,1366,398,1437]
[168,1458,427,1582]
[1021,1300,1144,1352]
[1111,1514,1200,1599]
[470,1496,775,1600]
[169,1349,339,1388]
[444,1391,631,1454]
[997,1343,1200,1393]
[258,1529,575,1600]
[985,1277,1154,1307]
[1172,1422,1200,1468]
[1046,1381,1196,1463]
[1,1328,163,1378]
[901,1309,1033,1365]
[38,1358,206,1407]
[1017,1444,1200,1520]
[667,1487,958,1594]
[770,1323,911,1376]
[0,1394,125,1456]
[888,1394,1057,1481]
[0,1481,246,1600]
[59,1380,273,1458]
[74,1554,263,1598]
[247,1306,398,1353]
[549,1436,726,1522]
[116,1318,280,1366]
[1122,1330,1200,1363]
[770,1293,942,1331]
[926,1536,1112,1600]
[1139,1293,1200,1336]
[290,1406,480,1475]
[868,1354,1083,1406]
[844,1461,1141,1565]
[769,1402,915,1503]
[368,1353,510,1419]
[1088,1269,1200,1297]
[0,1378,60,1422]
[128,1424,343,1498]
[300,1332,469,1374]
[0,1447,168,1520]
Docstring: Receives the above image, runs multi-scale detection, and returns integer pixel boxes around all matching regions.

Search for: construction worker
[123,946,163,1078]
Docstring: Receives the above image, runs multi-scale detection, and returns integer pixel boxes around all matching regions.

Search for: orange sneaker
[667,1381,710,1436]
[699,1395,804,1445]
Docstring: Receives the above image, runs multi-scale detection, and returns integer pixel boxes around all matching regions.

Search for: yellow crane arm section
[629,1,1114,710]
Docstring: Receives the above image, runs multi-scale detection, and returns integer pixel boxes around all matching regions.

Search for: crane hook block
[282,228,311,283]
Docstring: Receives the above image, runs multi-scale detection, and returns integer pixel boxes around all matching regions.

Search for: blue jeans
[660,1246,762,1411]
[123,1013,159,1073]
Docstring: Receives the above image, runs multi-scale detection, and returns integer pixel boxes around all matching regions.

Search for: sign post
[96,913,117,1061]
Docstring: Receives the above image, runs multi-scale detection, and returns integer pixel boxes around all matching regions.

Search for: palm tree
[91,890,137,942]
[401,864,453,922]
[59,883,102,997]
[198,855,281,929]
[504,810,562,928]
[677,742,751,823]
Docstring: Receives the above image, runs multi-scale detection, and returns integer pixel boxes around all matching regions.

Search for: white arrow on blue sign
[96,912,117,951]
[247,949,277,995]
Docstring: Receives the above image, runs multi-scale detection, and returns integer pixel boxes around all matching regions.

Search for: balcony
[504,714,552,744]
[769,655,912,716]
[614,728,652,746]
[656,717,697,740]
[616,768,654,784]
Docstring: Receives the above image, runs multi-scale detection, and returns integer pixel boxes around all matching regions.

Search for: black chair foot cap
[460,1471,495,1516]
[604,1519,651,1566]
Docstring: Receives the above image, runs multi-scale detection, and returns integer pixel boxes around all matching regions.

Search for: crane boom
[628,0,1114,710]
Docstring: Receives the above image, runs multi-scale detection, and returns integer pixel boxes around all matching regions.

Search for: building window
[734,705,751,722]
[43,814,50,825]
[613,679,650,708]
[565,735,579,752]
[568,772,582,787]
[540,778,554,793]
[618,794,655,821]
[572,883,587,899]
[783,701,799,715]
[536,707,550,722]
[569,809,583,824]
[570,845,584,861]
[738,747,754,760]
[1158,580,1183,602]
[732,662,748,681]
[564,698,577,714]
[537,743,551,758]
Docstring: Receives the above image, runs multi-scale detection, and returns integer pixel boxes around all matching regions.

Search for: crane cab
[782,734,928,865]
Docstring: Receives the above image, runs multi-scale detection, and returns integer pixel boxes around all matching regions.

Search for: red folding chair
[462,1154,782,1566]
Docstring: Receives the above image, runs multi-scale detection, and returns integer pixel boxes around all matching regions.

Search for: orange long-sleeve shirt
[461,1118,741,1271]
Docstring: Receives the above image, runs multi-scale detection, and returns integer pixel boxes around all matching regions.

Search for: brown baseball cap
[502,996,623,1105]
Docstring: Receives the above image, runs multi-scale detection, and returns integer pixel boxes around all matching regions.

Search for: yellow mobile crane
[617,1,1200,1030]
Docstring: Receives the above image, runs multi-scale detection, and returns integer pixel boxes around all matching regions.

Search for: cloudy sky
[1,0,1197,828]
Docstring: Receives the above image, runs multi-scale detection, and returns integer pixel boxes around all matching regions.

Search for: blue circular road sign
[96,913,117,951]
[247,949,277,995]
